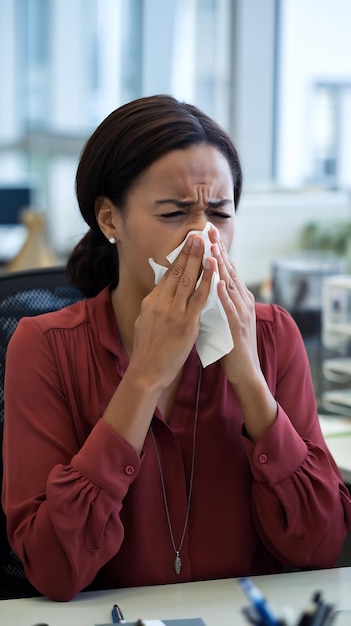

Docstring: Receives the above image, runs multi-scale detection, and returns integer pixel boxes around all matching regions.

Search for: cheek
[135,237,173,269]
[217,221,235,252]
[152,234,186,267]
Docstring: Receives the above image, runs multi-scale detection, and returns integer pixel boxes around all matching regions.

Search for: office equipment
[321,275,351,415]
[0,225,27,263]
[0,267,84,599]
[238,579,337,626]
[0,184,34,264]
[239,577,282,626]
[0,184,32,224]
[296,591,334,626]
[112,604,127,623]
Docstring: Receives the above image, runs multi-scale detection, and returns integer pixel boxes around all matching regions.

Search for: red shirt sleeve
[243,304,351,568]
[3,316,141,601]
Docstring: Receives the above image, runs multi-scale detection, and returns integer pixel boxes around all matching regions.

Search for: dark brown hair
[67,94,243,297]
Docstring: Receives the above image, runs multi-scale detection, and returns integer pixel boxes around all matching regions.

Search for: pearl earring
[108,236,116,244]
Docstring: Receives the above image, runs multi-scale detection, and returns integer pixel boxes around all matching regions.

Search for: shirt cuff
[242,405,308,485]
[71,418,141,497]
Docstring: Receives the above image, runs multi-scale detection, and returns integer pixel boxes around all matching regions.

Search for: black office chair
[0,266,84,599]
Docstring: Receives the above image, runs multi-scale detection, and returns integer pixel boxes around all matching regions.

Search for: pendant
[174,553,182,575]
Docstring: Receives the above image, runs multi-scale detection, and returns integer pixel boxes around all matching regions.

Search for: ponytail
[66,229,118,297]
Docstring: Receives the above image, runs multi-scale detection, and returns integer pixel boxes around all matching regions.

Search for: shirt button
[258,453,268,464]
[125,465,135,475]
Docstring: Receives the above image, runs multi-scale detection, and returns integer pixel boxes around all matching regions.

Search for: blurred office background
[3,3,351,563]
[0,0,351,285]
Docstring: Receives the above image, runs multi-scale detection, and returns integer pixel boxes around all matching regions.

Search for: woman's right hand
[130,233,215,391]
[103,233,215,453]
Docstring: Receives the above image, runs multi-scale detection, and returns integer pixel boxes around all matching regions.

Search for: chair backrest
[0,266,84,599]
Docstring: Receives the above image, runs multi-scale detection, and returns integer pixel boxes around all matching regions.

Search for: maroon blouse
[3,287,351,600]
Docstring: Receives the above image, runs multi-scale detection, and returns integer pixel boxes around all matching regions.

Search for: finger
[174,234,205,295]
[189,255,216,310]
[217,278,238,315]
[162,234,204,298]
[168,241,216,318]
[211,236,247,296]
[211,241,235,287]
[149,234,198,297]
[208,225,219,245]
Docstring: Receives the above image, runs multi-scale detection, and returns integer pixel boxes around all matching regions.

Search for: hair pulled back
[67,94,243,297]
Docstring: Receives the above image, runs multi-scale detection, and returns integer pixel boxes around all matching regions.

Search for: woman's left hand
[208,227,278,440]
[209,227,261,385]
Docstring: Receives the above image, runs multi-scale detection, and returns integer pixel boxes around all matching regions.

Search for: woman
[3,95,351,601]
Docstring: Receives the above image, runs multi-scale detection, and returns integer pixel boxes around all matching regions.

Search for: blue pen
[112,604,127,624]
[239,577,281,626]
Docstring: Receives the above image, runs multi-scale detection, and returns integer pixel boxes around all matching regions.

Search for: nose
[187,212,210,233]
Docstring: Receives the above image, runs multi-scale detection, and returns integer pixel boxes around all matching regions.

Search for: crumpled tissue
[148,222,234,367]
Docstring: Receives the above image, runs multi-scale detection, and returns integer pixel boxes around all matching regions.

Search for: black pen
[112,604,127,624]
[309,599,334,626]
[297,592,334,626]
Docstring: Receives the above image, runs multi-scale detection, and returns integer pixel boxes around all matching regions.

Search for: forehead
[136,144,234,194]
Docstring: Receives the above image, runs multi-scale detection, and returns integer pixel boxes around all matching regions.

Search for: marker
[112,604,127,624]
[239,577,281,626]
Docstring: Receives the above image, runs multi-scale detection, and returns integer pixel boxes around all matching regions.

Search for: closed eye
[160,211,186,218]
[208,211,232,219]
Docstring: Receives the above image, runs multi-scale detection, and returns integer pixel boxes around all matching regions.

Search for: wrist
[231,373,278,442]
[125,359,167,397]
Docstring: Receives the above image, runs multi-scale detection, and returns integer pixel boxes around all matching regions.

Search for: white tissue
[148,223,234,367]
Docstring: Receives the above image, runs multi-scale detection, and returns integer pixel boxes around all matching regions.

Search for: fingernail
[193,235,202,247]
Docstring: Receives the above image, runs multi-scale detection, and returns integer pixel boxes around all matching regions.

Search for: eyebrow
[155,198,233,209]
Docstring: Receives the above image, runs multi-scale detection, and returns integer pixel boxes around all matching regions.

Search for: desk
[1,567,351,626]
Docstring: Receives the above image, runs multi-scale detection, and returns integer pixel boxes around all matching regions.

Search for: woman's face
[112,143,235,297]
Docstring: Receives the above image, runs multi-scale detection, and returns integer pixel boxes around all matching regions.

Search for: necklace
[149,365,202,576]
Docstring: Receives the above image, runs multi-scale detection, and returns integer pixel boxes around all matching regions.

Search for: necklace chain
[149,365,202,575]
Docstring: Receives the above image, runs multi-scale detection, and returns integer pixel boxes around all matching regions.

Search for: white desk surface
[0,567,350,626]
